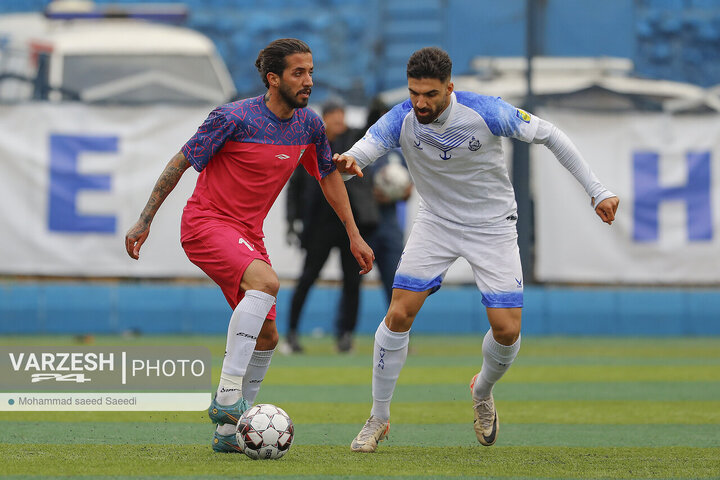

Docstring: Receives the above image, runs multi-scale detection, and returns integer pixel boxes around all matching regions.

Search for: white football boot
[350,415,390,453]
[471,374,499,446]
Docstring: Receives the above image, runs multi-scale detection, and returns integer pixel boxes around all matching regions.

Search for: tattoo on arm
[139,153,190,225]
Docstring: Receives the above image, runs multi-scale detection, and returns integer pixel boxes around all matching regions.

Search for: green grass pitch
[1,335,719,479]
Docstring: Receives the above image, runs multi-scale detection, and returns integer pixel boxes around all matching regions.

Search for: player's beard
[414,108,435,124]
[414,98,449,124]
[278,82,310,109]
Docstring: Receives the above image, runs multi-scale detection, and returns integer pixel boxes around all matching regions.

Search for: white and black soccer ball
[374,161,411,202]
[236,403,294,460]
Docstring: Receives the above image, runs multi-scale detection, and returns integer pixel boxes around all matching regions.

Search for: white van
[0,4,236,104]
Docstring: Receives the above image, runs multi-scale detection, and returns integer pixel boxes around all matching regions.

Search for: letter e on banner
[48,134,118,233]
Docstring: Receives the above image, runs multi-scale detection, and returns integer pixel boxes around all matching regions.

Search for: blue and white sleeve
[477,96,540,143]
[343,103,405,179]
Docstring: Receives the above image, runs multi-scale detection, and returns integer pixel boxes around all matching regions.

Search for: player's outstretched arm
[530,117,619,223]
[594,196,619,225]
[332,153,363,177]
[319,170,375,274]
[125,152,191,260]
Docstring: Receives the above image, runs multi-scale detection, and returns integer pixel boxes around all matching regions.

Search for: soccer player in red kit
[124,38,373,452]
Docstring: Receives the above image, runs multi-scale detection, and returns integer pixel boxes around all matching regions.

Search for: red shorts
[181,217,276,320]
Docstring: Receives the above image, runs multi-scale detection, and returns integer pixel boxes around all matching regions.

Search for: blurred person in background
[334,47,619,453]
[364,97,412,305]
[124,38,374,454]
[284,99,379,354]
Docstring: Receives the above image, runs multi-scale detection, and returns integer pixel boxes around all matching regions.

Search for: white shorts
[392,208,523,308]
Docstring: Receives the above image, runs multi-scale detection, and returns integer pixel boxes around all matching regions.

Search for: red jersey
[181,95,335,244]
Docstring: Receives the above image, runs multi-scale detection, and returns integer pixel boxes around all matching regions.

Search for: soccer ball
[236,403,294,460]
[374,161,411,202]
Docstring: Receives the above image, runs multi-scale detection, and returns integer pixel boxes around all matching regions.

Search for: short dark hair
[255,38,311,88]
[406,47,452,82]
[321,98,345,117]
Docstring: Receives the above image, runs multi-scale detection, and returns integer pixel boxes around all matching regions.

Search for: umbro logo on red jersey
[275,154,290,160]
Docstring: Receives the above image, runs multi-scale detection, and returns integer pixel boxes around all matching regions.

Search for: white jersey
[346,91,613,227]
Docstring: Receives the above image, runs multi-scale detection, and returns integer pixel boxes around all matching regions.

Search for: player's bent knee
[491,324,521,345]
[487,308,522,345]
[242,260,280,296]
[244,275,280,297]
[259,277,280,297]
[385,307,415,332]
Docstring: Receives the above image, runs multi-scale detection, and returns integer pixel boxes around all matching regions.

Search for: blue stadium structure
[1,0,719,101]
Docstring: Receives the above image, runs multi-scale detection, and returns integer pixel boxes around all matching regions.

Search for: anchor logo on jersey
[468,136,481,151]
[438,149,453,160]
[413,138,423,150]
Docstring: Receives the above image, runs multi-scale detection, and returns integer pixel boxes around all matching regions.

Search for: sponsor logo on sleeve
[516,109,531,123]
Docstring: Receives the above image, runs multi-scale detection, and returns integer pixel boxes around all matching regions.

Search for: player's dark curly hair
[406,47,452,82]
[255,38,312,89]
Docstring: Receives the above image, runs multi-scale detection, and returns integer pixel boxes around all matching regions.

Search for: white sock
[216,372,244,406]
[216,423,236,436]
[472,329,521,400]
[242,349,275,406]
[216,290,275,405]
[370,319,410,421]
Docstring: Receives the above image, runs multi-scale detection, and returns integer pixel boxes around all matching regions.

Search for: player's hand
[594,196,619,225]
[349,235,375,275]
[125,220,150,259]
[332,153,363,177]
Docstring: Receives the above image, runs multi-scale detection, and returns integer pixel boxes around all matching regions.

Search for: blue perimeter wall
[1,283,719,336]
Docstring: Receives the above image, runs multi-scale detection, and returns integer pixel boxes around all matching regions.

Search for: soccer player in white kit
[334,47,620,453]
